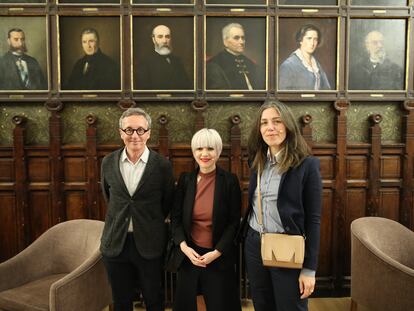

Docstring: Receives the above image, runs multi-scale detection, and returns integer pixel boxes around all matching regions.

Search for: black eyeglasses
[120,127,150,136]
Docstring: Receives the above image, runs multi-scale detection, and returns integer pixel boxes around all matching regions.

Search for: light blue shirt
[248,156,284,234]
[249,150,315,277]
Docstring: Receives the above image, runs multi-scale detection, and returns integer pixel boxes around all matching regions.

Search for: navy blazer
[241,156,322,271]
[0,51,47,90]
[171,166,241,268]
[100,148,175,259]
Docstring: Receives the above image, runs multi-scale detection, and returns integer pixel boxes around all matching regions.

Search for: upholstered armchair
[0,219,112,311]
[350,217,414,311]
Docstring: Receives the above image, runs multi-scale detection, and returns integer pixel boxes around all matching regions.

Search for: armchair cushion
[0,274,65,311]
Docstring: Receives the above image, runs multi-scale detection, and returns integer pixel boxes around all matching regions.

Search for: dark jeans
[173,243,241,311]
[244,227,308,311]
[102,233,164,311]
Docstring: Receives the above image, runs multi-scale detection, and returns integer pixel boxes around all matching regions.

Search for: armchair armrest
[49,249,112,311]
[0,240,56,291]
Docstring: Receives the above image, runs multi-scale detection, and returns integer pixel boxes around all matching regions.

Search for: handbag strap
[256,166,264,233]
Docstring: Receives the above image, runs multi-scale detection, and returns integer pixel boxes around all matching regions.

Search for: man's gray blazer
[100,148,175,259]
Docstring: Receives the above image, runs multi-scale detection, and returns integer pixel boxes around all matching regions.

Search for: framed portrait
[278,18,337,91]
[0,0,45,3]
[205,0,267,6]
[0,16,49,92]
[132,16,195,91]
[59,16,121,91]
[351,0,407,6]
[205,17,267,91]
[58,0,119,4]
[348,19,406,91]
[278,0,337,5]
[132,0,193,4]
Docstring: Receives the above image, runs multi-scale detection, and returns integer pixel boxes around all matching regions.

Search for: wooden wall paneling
[0,144,18,261]
[367,114,382,216]
[65,190,88,220]
[400,101,414,229]
[318,189,334,293]
[0,193,16,262]
[170,146,194,180]
[28,190,53,242]
[379,188,400,221]
[333,100,349,294]
[12,116,29,251]
[86,114,100,220]
[47,102,65,225]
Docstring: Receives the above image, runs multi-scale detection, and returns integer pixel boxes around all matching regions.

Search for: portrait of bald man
[349,28,404,90]
[206,22,265,90]
[0,28,47,90]
[134,24,192,90]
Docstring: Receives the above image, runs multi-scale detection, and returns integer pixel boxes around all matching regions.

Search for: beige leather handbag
[257,169,305,269]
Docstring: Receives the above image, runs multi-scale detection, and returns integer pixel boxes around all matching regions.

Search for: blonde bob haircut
[191,128,223,157]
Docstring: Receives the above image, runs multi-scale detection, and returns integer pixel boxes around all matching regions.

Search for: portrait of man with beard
[349,30,404,90]
[0,28,47,90]
[134,24,192,90]
[64,28,120,90]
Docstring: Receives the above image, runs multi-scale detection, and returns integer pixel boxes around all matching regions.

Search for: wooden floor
[129,297,371,311]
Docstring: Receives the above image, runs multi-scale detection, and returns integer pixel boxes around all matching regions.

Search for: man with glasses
[100,107,175,311]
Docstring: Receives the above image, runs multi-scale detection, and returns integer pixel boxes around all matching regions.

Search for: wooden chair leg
[350,299,358,311]
[197,295,206,311]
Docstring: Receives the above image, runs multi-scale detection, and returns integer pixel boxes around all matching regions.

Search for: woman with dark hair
[279,24,331,90]
[241,100,322,311]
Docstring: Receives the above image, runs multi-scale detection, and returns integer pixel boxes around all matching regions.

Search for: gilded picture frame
[348,18,406,91]
[205,16,267,92]
[0,16,49,92]
[277,17,338,92]
[58,16,122,92]
[132,16,195,92]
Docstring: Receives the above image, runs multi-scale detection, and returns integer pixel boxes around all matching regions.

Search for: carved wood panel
[0,101,413,299]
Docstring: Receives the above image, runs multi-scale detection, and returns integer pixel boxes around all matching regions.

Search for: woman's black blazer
[171,166,241,267]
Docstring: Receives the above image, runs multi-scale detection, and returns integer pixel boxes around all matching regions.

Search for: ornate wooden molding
[191,99,208,131]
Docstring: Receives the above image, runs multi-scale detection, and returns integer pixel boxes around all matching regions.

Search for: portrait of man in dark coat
[349,29,404,90]
[134,24,192,90]
[206,22,265,90]
[0,28,47,90]
[64,28,120,90]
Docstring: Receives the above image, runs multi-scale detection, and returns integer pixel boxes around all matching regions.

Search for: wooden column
[12,115,29,251]
[401,101,414,229]
[333,100,349,294]
[301,114,314,149]
[192,99,208,131]
[366,114,382,217]
[229,114,242,180]
[46,101,65,225]
[86,114,99,220]
[158,115,170,159]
